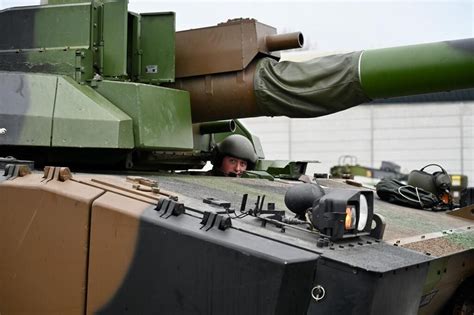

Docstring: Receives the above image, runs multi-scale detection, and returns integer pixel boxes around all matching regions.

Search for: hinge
[75,50,86,83]
[200,212,232,231]
[155,198,185,219]
[1,164,31,181]
[42,166,72,183]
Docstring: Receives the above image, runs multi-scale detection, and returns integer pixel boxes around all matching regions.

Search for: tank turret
[0,0,473,169]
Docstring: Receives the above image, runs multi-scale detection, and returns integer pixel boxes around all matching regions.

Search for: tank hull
[0,169,472,314]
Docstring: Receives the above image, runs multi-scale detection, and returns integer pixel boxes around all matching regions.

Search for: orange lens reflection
[345,206,353,230]
[440,193,450,204]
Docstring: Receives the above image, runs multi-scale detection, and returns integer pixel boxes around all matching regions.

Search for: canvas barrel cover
[253,52,371,117]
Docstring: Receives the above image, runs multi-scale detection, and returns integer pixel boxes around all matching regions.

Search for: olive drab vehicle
[0,0,473,314]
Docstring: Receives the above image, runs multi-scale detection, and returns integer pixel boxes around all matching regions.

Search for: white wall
[241,102,474,182]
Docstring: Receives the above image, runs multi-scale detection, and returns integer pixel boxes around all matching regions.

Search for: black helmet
[213,134,258,170]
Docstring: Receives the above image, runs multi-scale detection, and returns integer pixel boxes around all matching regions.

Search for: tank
[0,1,473,314]
[0,1,473,170]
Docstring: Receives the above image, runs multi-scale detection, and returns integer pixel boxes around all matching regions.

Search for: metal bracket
[447,205,474,221]
[2,164,31,181]
[316,237,330,248]
[370,213,386,240]
[203,197,231,208]
[155,198,185,219]
[200,212,232,231]
[0,156,34,170]
[41,166,72,183]
[202,197,235,214]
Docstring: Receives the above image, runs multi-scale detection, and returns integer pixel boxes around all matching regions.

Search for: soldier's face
[220,156,248,177]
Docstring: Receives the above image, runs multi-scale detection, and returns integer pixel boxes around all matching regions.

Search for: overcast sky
[1,0,472,52]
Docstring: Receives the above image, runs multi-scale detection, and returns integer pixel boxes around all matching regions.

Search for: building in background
[242,102,472,178]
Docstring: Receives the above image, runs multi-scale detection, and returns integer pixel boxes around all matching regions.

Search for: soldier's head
[212,134,258,177]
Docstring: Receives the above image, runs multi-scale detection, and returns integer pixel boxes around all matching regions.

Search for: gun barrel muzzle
[199,120,236,134]
[265,32,304,52]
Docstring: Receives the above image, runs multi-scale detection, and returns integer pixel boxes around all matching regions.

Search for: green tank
[0,1,473,314]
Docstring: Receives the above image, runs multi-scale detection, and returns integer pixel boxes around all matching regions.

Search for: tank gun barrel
[171,21,474,122]
[252,38,474,120]
[359,39,474,99]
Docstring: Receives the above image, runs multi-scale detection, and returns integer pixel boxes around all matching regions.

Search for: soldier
[211,134,258,177]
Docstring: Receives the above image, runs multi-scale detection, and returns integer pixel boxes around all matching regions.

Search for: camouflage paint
[0,171,318,314]
[0,0,194,165]
[0,3,97,148]
[92,204,317,315]
[419,250,474,314]
[2,1,474,171]
[0,173,104,314]
[0,3,91,51]
[447,232,474,249]
[86,192,145,314]
[0,3,94,79]
[0,72,56,146]
[1,169,473,314]
[0,72,134,148]
[0,1,190,157]
[0,170,162,314]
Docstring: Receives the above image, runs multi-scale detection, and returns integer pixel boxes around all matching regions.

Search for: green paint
[256,160,307,179]
[102,0,128,77]
[422,256,449,292]
[374,206,462,235]
[0,71,134,149]
[330,165,371,178]
[0,3,94,81]
[47,0,91,4]
[128,12,141,79]
[33,3,92,49]
[446,231,474,249]
[96,81,193,150]
[360,39,474,99]
[74,49,94,83]
[242,171,275,180]
[139,12,175,83]
[0,72,57,146]
[0,50,76,77]
[52,76,134,148]
[0,3,91,51]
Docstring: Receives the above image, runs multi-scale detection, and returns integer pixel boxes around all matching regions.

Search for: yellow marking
[451,175,461,187]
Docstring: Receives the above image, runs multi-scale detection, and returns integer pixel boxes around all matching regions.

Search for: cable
[398,185,424,208]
